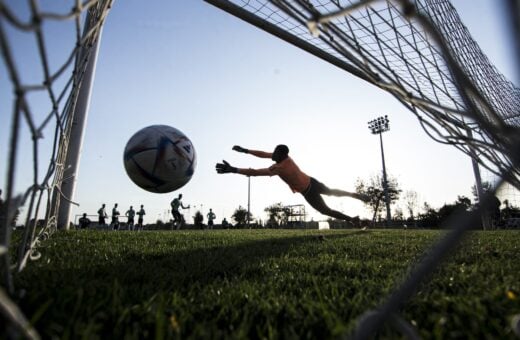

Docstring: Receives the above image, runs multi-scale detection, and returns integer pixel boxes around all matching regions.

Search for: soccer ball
[123,125,197,193]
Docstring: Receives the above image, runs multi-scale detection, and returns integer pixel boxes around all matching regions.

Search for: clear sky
[0,0,517,225]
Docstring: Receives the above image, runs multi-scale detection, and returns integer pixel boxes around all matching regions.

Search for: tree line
[228,175,520,229]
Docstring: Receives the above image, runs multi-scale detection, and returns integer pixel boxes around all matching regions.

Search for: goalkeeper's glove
[216,160,238,174]
[232,145,249,153]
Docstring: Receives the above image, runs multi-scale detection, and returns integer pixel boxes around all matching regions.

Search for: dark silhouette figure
[216,145,368,228]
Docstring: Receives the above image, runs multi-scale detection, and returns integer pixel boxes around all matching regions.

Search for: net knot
[31,14,41,26]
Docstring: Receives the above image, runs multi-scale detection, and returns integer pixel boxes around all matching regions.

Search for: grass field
[12,229,520,339]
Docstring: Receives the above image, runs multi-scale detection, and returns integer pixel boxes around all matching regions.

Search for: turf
[13,229,520,339]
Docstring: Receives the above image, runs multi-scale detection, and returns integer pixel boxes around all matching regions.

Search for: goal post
[0,0,113,303]
[54,13,105,231]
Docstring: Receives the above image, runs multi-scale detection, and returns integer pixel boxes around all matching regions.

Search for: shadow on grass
[12,230,378,339]
[18,230,371,294]
[13,230,520,339]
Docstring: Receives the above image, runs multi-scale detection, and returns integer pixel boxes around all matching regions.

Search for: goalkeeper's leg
[321,185,370,202]
[303,179,357,223]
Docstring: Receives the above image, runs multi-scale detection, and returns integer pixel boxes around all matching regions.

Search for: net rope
[207,0,520,189]
[204,0,520,337]
[0,1,112,337]
[0,0,518,337]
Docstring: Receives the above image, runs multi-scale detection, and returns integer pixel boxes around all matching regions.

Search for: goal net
[0,1,112,335]
[204,0,519,337]
[205,0,520,187]
[0,0,518,337]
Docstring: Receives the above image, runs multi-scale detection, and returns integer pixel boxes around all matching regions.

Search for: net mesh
[204,0,520,337]
[207,0,520,188]
[0,0,519,337]
[0,1,112,335]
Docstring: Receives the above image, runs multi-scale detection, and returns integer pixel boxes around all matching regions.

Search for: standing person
[136,204,146,231]
[78,213,91,229]
[207,208,216,229]
[97,204,108,228]
[221,217,230,229]
[126,206,136,231]
[170,194,190,229]
[111,203,120,230]
[216,145,369,229]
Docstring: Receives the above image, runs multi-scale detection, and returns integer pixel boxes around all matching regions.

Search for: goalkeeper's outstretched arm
[215,160,273,177]
[232,145,272,159]
[237,168,273,176]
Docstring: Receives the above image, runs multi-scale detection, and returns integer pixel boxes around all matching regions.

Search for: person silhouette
[78,213,91,229]
[97,204,108,228]
[136,204,146,230]
[111,203,120,230]
[126,206,136,231]
[207,208,216,229]
[170,194,190,229]
[217,145,369,228]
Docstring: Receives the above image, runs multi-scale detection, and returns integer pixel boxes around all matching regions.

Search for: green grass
[12,229,520,339]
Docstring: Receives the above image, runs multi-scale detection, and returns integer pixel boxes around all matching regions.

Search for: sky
[0,0,517,226]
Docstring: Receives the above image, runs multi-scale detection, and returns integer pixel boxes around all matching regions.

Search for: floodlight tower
[247,176,251,226]
[368,115,392,226]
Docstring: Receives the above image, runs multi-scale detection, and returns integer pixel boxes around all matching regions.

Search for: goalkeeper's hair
[274,144,289,156]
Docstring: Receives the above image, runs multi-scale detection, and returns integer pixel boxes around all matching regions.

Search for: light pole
[247,176,251,226]
[368,115,392,226]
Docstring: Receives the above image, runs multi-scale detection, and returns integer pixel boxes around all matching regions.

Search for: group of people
[80,143,363,231]
[77,195,218,231]
[78,203,146,230]
[169,193,218,229]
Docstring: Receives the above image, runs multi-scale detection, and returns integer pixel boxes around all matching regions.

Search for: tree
[417,201,439,228]
[264,202,290,227]
[471,181,493,203]
[393,206,404,222]
[403,190,419,220]
[355,174,401,222]
[455,195,471,210]
[232,206,252,227]
[431,195,472,228]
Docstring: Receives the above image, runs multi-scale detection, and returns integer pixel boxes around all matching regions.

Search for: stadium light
[368,115,390,134]
[368,115,392,226]
[247,176,251,227]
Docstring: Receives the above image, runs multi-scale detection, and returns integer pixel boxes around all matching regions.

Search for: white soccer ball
[123,125,197,193]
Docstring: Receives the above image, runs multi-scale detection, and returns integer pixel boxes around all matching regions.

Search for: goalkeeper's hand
[232,145,248,153]
[216,160,238,174]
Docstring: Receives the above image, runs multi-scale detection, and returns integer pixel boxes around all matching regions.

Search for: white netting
[0,1,113,336]
[1,0,518,337]
[204,0,519,337]
[207,0,520,187]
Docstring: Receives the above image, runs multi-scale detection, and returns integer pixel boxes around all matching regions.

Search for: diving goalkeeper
[216,145,369,226]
